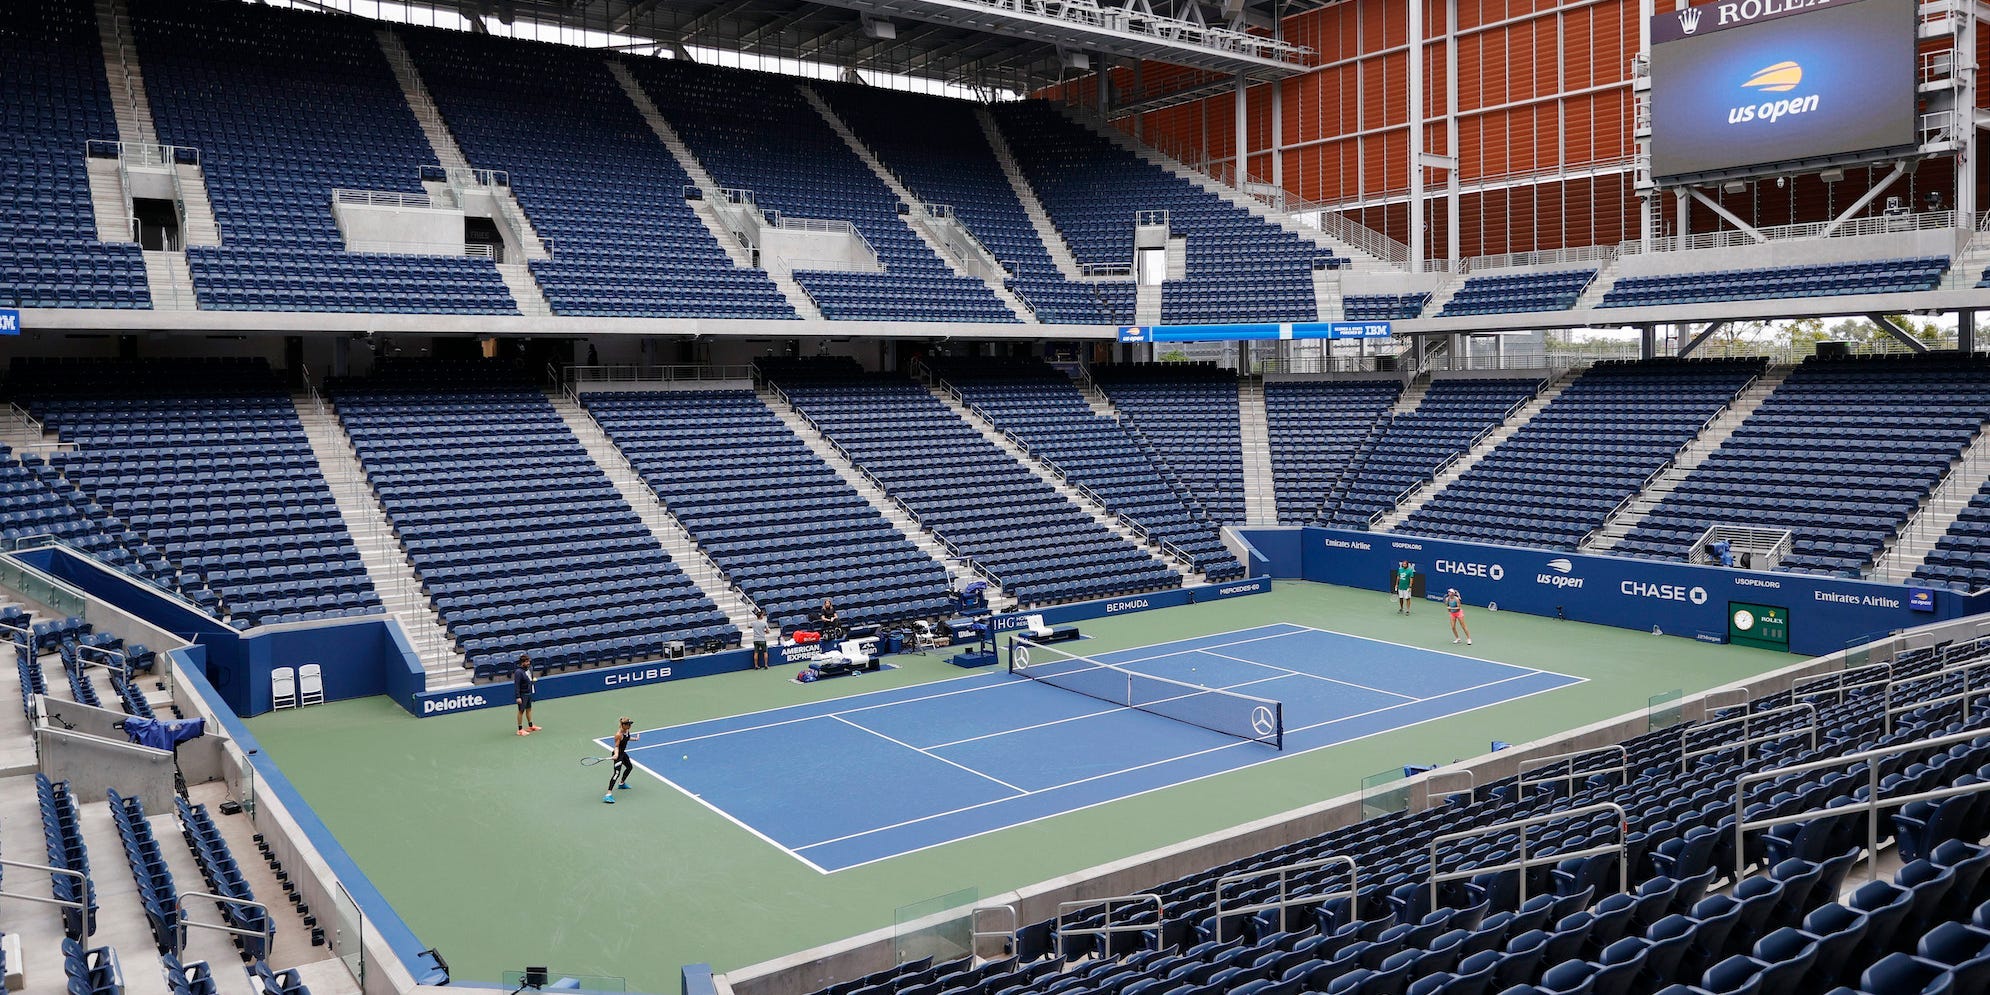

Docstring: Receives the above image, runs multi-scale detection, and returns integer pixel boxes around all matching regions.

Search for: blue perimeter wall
[1239,526,1990,656]
[22,547,426,718]
[169,647,450,986]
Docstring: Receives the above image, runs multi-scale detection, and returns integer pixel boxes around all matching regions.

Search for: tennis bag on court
[796,669,816,683]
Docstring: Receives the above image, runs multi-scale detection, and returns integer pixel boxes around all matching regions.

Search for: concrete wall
[333,201,465,253]
[1615,228,1960,279]
[1339,271,1449,297]
[761,227,883,277]
[38,722,180,815]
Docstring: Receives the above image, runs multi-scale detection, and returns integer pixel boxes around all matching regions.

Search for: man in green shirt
[1394,561,1416,615]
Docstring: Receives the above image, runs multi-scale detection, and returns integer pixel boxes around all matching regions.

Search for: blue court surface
[607,623,1583,872]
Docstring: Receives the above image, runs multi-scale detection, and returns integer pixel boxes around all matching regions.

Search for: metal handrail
[346,240,495,258]
[1425,769,1476,807]
[1056,894,1163,958]
[1428,802,1630,908]
[1792,662,1895,705]
[332,188,438,210]
[971,904,1018,955]
[1882,657,1990,733]
[1214,855,1357,942]
[173,889,275,960]
[1732,727,1990,882]
[0,857,91,911]
[1518,745,1629,794]
[1681,702,1819,772]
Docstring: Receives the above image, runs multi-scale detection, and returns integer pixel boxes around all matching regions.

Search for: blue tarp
[121,716,205,750]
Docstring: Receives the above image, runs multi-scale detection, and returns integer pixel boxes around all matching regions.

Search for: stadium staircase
[1312,267,1346,321]
[548,394,762,636]
[604,60,822,321]
[1420,272,1469,316]
[798,86,1035,323]
[1572,255,1626,310]
[1238,376,1278,524]
[1371,369,1579,531]
[1940,231,1990,291]
[923,383,1201,585]
[293,395,468,684]
[1585,366,1796,552]
[975,109,1096,283]
[1869,426,1990,583]
[377,29,553,317]
[753,383,1011,606]
[1058,107,1389,269]
[95,0,217,313]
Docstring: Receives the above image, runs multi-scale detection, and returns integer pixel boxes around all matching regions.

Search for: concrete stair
[1136,283,1163,324]
[549,395,760,635]
[799,87,1035,323]
[377,29,469,171]
[1586,366,1793,551]
[1238,377,1277,524]
[86,158,132,242]
[1373,368,1579,531]
[1055,105,1392,269]
[1869,426,1990,583]
[976,108,1100,283]
[497,262,551,316]
[1572,256,1624,310]
[754,385,1008,602]
[1312,268,1342,321]
[95,0,159,146]
[604,61,820,319]
[925,385,1198,583]
[1421,272,1470,316]
[142,250,197,310]
[293,396,470,686]
[1942,232,1990,291]
[174,163,220,246]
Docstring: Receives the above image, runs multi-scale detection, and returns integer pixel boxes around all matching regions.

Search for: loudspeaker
[1815,340,1851,359]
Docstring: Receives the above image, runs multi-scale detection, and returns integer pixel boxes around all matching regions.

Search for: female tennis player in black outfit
[604,717,636,804]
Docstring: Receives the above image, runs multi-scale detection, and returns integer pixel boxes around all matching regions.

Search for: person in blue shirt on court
[1394,561,1416,615]
[514,655,539,736]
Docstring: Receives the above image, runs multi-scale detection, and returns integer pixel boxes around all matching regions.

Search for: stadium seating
[815,82,1134,325]
[0,0,150,309]
[1319,378,1544,529]
[401,28,797,319]
[330,360,735,678]
[759,358,1182,606]
[0,444,178,593]
[1342,294,1430,321]
[581,389,956,633]
[1915,476,1990,590]
[1264,379,1403,524]
[991,101,1331,324]
[1400,359,1765,548]
[1092,364,1251,525]
[110,789,181,953]
[927,359,1243,580]
[787,632,1990,995]
[1437,270,1594,317]
[132,0,516,313]
[176,795,270,960]
[627,59,1017,323]
[1615,355,1990,576]
[18,357,381,627]
[36,772,98,940]
[1601,258,1949,308]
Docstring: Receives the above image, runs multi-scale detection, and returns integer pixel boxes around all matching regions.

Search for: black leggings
[609,757,633,788]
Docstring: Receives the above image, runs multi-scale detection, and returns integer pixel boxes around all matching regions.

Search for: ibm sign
[0,308,18,336]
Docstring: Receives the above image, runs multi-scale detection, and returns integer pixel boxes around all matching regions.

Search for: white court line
[831,714,1029,794]
[926,670,1294,750]
[798,669,1587,863]
[623,622,1307,747]
[1195,649,1420,701]
[620,754,832,874]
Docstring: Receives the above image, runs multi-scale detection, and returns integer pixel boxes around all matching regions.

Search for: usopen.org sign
[0,308,18,336]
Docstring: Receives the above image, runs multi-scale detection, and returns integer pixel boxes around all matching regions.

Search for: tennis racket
[580,756,610,766]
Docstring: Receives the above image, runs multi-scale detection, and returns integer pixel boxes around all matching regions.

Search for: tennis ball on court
[682,754,689,760]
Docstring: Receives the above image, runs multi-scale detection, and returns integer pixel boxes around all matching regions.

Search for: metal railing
[1882,657,1990,733]
[1625,208,1962,255]
[331,188,438,210]
[344,240,495,259]
[1518,745,1629,795]
[1792,662,1895,705]
[1460,244,1620,275]
[1680,702,1819,772]
[173,890,275,961]
[1425,769,1476,807]
[0,857,92,912]
[1731,727,1990,883]
[1428,802,1630,908]
[564,365,757,389]
[1214,856,1358,942]
[1135,209,1171,229]
[1056,894,1163,958]
[85,139,198,167]
[970,904,1018,956]
[1871,441,1990,582]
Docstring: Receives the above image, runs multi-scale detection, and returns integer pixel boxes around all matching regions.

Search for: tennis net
[1007,637,1284,749]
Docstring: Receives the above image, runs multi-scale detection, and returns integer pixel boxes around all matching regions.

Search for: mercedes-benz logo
[1251,706,1277,737]
[1014,644,1031,668]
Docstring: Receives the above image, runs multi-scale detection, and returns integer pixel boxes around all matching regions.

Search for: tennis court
[609,622,1583,872]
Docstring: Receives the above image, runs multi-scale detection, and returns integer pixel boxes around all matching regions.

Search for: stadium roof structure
[422,0,1318,92]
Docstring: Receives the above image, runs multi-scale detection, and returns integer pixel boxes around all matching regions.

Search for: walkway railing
[1428,802,1629,908]
[1882,657,1990,733]
[1214,855,1358,942]
[1056,894,1163,959]
[1680,702,1818,772]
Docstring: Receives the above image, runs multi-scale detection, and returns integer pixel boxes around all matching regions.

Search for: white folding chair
[298,663,324,706]
[271,667,297,710]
